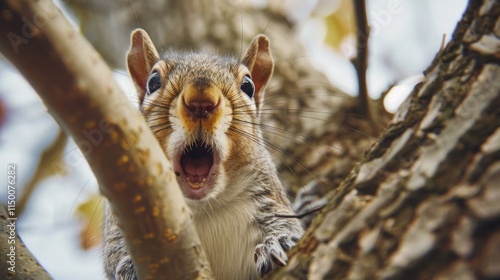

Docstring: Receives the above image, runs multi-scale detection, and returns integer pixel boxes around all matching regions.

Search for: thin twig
[352,0,372,121]
[274,205,325,219]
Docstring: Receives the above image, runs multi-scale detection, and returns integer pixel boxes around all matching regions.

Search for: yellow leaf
[75,193,104,249]
[324,0,355,50]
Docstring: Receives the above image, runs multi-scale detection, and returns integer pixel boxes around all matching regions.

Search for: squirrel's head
[127,28,274,202]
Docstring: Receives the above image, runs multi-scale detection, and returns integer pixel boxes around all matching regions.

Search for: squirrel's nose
[186,100,216,119]
[181,78,221,119]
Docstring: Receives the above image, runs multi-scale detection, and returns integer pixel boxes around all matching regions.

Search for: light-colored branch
[0,0,212,279]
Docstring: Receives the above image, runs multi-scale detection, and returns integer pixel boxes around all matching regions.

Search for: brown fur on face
[126,29,274,183]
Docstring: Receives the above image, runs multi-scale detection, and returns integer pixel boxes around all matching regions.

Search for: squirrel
[103,28,304,280]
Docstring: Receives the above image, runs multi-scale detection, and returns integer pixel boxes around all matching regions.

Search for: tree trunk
[268,1,500,279]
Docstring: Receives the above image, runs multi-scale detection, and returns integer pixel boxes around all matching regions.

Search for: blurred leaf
[76,193,103,249]
[18,129,67,215]
[324,0,355,50]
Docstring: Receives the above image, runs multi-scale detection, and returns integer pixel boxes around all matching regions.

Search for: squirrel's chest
[193,200,262,280]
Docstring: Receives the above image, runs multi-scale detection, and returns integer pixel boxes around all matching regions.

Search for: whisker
[67,177,95,222]
[227,124,328,195]
[82,195,103,248]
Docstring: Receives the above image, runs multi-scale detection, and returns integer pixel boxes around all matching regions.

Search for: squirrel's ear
[127,29,160,103]
[242,34,274,113]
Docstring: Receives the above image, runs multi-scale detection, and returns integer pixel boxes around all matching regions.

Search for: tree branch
[0,0,212,279]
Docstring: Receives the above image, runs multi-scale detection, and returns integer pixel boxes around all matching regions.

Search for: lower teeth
[187,178,206,189]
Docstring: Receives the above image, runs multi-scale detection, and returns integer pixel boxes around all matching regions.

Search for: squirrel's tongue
[180,146,213,188]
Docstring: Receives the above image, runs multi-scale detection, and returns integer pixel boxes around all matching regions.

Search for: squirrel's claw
[254,234,299,277]
[270,249,287,266]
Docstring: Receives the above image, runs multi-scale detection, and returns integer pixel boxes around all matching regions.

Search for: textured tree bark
[267,0,500,279]
[0,206,51,280]
[0,0,212,279]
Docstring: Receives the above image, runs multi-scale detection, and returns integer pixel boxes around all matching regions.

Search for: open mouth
[175,141,219,200]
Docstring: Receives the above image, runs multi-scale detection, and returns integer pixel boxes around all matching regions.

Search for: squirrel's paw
[254,234,300,276]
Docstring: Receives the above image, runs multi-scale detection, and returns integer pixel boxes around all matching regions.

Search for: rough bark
[0,0,212,279]
[268,0,500,279]
[64,0,389,195]
[0,206,51,280]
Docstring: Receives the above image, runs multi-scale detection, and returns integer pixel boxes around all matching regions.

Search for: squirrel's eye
[146,71,161,95]
[240,75,255,99]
